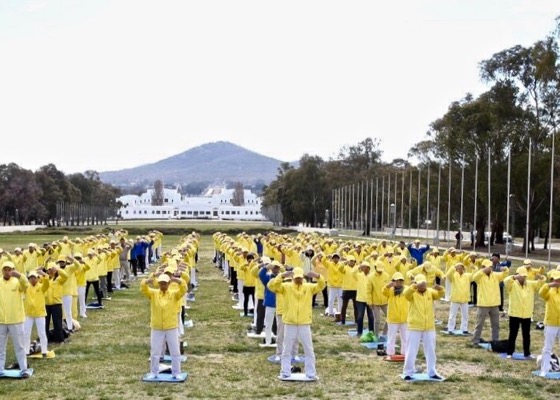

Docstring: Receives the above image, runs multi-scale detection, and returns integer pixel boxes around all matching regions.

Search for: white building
[117,186,266,221]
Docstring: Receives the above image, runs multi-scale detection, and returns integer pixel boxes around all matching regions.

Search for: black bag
[490,339,509,353]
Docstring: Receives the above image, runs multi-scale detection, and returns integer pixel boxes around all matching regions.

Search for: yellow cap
[415,274,427,284]
[157,274,170,283]
[2,261,15,269]
[549,270,560,280]
[392,272,404,281]
[292,267,304,279]
[516,267,528,277]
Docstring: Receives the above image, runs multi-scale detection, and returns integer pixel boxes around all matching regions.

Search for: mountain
[98,141,289,187]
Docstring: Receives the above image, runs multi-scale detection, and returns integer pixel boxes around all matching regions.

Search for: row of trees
[0,163,121,226]
[262,17,560,253]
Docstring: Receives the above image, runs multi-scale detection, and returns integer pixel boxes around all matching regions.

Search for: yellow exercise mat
[29,350,56,359]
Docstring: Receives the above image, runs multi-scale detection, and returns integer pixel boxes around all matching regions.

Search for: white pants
[0,323,27,371]
[191,267,197,286]
[237,279,245,309]
[78,286,87,317]
[62,295,73,331]
[120,259,130,281]
[264,307,276,345]
[282,324,316,378]
[444,279,452,300]
[24,317,48,355]
[448,302,469,332]
[177,313,184,337]
[403,330,438,377]
[327,287,342,315]
[387,323,408,356]
[541,326,560,374]
[113,268,121,289]
[275,314,297,357]
[151,328,181,376]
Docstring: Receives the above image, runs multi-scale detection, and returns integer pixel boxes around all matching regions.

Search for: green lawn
[0,229,557,400]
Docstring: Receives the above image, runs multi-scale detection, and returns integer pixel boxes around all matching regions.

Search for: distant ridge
[98,141,290,186]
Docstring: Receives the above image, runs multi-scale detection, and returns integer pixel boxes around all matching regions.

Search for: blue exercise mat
[0,369,34,379]
[532,370,560,380]
[239,312,254,318]
[499,353,534,361]
[402,373,445,382]
[361,340,387,349]
[160,355,188,363]
[143,372,188,382]
[267,355,305,364]
[478,343,492,350]
[440,330,471,336]
[278,373,318,382]
[336,321,356,326]
[348,329,369,337]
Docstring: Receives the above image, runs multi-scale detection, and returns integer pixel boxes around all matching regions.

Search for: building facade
[117,186,266,221]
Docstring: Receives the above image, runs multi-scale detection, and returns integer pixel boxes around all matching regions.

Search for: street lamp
[390,203,396,240]
[509,194,515,238]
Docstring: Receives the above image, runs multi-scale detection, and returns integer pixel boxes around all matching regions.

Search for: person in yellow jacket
[520,259,545,281]
[324,253,344,318]
[0,261,31,378]
[365,262,390,338]
[45,262,69,343]
[23,269,50,357]
[406,261,444,288]
[504,266,545,359]
[382,272,409,358]
[339,256,358,325]
[442,248,463,301]
[268,267,325,381]
[22,243,39,273]
[141,273,187,380]
[471,259,509,345]
[354,261,374,337]
[445,263,473,334]
[402,274,445,381]
[85,249,103,307]
[74,253,90,318]
[463,252,482,305]
[57,255,80,333]
[539,270,560,376]
[240,253,257,317]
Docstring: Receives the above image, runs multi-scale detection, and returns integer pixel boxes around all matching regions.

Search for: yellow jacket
[85,255,99,282]
[241,261,256,287]
[141,279,187,330]
[339,263,358,290]
[22,250,39,273]
[407,265,443,287]
[354,270,370,303]
[324,258,343,288]
[446,270,473,303]
[403,285,444,331]
[268,274,326,325]
[76,260,91,287]
[25,277,49,317]
[473,269,508,307]
[539,284,560,326]
[252,264,265,300]
[45,270,68,305]
[97,252,108,277]
[365,271,390,306]
[0,274,29,324]
[505,277,544,319]
[61,263,80,296]
[382,284,409,324]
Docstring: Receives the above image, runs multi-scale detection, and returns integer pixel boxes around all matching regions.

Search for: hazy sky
[1,0,559,174]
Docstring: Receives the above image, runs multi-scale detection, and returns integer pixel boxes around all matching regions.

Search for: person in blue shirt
[132,237,149,275]
[407,240,430,266]
[490,252,511,313]
[259,259,279,346]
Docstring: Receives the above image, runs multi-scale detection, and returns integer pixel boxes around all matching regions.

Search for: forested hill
[99,141,291,187]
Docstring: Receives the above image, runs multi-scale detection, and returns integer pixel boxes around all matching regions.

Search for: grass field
[0,227,558,400]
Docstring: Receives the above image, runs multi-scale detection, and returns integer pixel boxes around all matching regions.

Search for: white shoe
[540,371,547,377]
[80,314,87,318]
[146,373,158,380]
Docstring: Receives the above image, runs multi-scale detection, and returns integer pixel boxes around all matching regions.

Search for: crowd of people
[0,229,164,378]
[213,231,560,380]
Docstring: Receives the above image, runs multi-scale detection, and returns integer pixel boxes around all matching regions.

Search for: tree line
[262,17,560,253]
[0,163,120,226]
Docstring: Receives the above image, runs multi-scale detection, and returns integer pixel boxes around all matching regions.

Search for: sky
[1,0,559,174]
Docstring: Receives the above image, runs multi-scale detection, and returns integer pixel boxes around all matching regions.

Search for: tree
[231,182,245,206]
[152,180,164,206]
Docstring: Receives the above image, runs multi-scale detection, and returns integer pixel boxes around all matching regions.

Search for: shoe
[172,375,181,380]
[20,369,31,379]
[447,331,454,335]
[306,375,318,381]
[525,355,536,360]
[80,314,87,318]
[540,371,547,377]
[506,355,512,359]
[404,375,413,381]
[479,339,488,343]
[146,373,158,380]
[430,374,443,380]
[280,373,290,379]
[462,331,470,335]
[42,353,47,359]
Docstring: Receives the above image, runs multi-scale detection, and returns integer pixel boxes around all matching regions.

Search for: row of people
[0,230,162,378]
